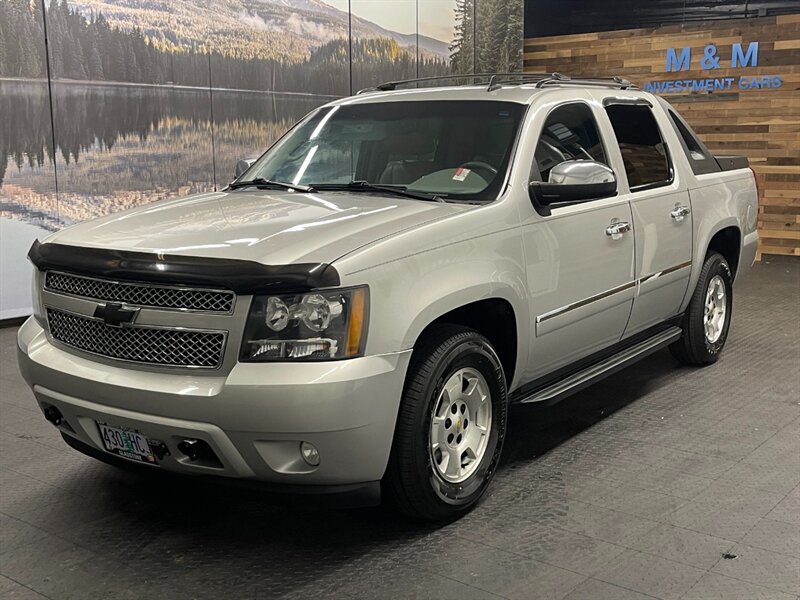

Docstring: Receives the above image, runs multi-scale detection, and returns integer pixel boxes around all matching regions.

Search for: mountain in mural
[63,0,451,61]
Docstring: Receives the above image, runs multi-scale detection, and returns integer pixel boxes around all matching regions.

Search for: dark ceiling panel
[525,0,800,38]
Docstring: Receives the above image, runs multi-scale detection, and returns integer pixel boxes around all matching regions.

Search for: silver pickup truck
[17,74,758,520]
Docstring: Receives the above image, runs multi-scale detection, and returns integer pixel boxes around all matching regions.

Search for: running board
[517,326,682,405]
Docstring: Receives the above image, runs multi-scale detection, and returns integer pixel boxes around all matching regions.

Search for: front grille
[47,308,226,368]
[45,271,235,313]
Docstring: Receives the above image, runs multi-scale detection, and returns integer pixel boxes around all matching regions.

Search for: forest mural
[0,0,523,318]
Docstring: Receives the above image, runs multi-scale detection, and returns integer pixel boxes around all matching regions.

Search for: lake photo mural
[0,0,522,318]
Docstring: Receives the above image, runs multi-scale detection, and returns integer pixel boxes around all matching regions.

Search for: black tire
[382,325,508,521]
[670,252,733,365]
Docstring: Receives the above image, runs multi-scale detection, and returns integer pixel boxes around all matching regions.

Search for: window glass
[669,111,707,161]
[534,103,607,181]
[246,101,525,202]
[605,104,672,189]
[665,109,721,176]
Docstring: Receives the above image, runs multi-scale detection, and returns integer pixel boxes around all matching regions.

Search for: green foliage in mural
[1,0,522,89]
[0,0,452,94]
[0,0,45,78]
[451,0,475,74]
[451,0,523,74]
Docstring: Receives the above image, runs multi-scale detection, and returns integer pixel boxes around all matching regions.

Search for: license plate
[97,422,158,465]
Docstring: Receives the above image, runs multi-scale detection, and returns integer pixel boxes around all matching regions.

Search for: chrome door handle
[605,220,631,240]
[670,205,691,222]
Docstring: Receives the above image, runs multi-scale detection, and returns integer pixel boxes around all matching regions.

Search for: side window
[667,109,721,175]
[669,111,706,161]
[605,104,672,190]
[534,103,607,182]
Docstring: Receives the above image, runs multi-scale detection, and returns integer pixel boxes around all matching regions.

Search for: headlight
[240,286,368,361]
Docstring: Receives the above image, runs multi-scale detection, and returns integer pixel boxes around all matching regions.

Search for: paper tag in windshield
[452,167,471,182]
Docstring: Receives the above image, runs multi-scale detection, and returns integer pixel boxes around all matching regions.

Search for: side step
[518,326,682,405]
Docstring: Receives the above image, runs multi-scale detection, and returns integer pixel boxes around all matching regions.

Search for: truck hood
[46,190,473,265]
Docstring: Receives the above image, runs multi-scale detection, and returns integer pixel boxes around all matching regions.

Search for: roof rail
[535,73,637,90]
[356,72,637,95]
[357,72,551,94]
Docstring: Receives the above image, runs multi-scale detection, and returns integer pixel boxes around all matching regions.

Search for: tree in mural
[0,0,450,93]
[0,0,45,78]
[450,0,523,75]
[0,18,6,74]
[450,0,476,74]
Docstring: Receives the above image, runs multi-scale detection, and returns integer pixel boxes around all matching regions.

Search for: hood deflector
[28,240,340,294]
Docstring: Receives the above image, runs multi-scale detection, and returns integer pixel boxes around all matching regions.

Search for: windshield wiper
[227,178,315,193]
[311,181,444,202]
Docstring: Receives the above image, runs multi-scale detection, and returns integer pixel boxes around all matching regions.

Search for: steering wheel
[458,161,498,181]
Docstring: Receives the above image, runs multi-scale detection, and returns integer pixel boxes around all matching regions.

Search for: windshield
[241,101,526,202]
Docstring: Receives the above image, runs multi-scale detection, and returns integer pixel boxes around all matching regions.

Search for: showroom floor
[1,259,798,600]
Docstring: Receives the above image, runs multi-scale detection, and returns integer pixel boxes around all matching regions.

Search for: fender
[336,226,530,391]
[681,216,741,312]
[682,166,755,311]
[407,274,529,392]
[402,281,524,352]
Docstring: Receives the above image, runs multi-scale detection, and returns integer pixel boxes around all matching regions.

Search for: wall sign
[643,41,783,93]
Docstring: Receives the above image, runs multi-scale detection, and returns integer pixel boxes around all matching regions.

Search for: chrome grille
[44,271,235,313]
[47,308,226,369]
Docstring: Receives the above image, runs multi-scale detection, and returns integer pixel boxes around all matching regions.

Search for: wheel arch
[707,225,742,279]
[682,218,742,312]
[413,298,519,388]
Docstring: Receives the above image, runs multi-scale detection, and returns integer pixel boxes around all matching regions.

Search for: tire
[670,252,733,366]
[382,325,508,521]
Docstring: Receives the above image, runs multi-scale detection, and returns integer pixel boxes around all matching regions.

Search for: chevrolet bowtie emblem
[94,302,139,327]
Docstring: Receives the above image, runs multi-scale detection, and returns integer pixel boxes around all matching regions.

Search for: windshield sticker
[452,168,471,182]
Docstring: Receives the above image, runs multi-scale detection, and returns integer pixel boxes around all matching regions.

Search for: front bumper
[17,317,411,489]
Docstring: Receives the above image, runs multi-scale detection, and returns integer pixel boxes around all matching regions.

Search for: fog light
[43,405,63,426]
[300,441,320,466]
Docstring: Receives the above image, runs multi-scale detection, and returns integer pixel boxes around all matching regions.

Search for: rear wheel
[670,252,733,365]
[383,325,507,521]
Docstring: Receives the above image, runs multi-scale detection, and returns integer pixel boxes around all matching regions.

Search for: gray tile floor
[1,259,798,600]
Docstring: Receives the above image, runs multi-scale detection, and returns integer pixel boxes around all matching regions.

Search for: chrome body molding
[638,261,693,287]
[536,281,637,324]
[536,261,693,326]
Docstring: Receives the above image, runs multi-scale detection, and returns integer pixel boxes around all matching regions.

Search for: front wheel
[670,252,733,365]
[383,325,507,521]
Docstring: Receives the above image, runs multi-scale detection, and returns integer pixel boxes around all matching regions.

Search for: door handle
[605,220,631,240]
[670,205,691,222]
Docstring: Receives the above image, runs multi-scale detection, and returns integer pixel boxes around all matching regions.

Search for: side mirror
[234,158,257,179]
[529,160,617,216]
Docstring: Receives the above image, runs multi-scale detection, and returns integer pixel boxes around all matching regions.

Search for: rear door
[595,96,693,337]
[519,97,636,382]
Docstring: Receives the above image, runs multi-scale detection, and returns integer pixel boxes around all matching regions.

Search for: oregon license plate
[97,422,158,464]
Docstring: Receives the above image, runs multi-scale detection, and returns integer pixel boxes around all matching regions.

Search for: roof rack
[535,73,636,90]
[357,72,551,94]
[356,72,637,94]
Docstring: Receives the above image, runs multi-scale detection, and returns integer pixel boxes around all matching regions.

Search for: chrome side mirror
[548,159,615,186]
[529,160,617,216]
[234,158,256,179]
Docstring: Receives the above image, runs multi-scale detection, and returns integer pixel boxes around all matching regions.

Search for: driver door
[519,100,635,382]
